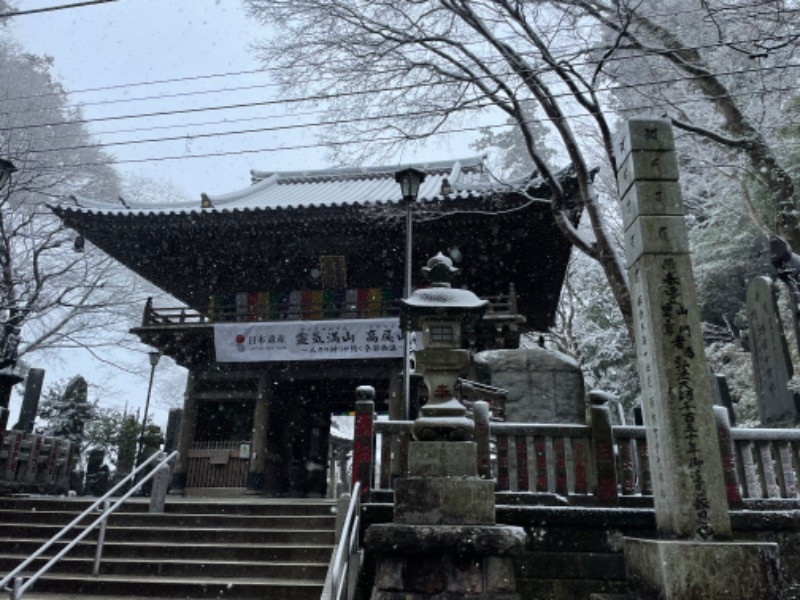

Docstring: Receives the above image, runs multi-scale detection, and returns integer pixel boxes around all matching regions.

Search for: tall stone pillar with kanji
[616,119,780,600]
[618,118,730,540]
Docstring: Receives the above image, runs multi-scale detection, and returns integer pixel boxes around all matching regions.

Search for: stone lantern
[365,252,526,600]
[400,252,488,442]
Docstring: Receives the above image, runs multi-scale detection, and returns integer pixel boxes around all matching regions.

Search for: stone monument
[365,253,526,599]
[473,347,586,423]
[13,368,45,433]
[615,119,780,599]
[746,275,798,426]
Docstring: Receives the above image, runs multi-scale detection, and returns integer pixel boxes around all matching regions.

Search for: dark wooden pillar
[247,372,271,492]
[171,371,199,491]
[263,383,284,497]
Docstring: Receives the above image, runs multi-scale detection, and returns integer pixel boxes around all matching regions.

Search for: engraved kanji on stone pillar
[616,119,732,540]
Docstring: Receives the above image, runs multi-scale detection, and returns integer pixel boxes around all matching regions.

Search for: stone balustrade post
[588,390,619,505]
[148,453,172,513]
[713,406,742,507]
[352,386,375,498]
[473,400,492,479]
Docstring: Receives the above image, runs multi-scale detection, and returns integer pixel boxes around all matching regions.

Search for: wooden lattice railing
[352,395,800,506]
[140,287,522,327]
[186,440,250,489]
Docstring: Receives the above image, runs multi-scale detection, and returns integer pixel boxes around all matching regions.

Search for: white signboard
[214,318,403,362]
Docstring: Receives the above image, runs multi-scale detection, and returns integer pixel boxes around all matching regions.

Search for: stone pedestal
[366,441,525,599]
[624,538,781,600]
[366,524,525,599]
[395,442,495,525]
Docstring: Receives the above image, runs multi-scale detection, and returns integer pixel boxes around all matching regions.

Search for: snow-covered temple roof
[52,156,579,332]
[66,156,506,215]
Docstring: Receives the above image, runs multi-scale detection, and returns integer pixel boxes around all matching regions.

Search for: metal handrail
[0,450,178,600]
[322,481,362,600]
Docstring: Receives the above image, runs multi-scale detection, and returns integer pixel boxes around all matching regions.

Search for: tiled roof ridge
[250,155,485,184]
[52,156,583,218]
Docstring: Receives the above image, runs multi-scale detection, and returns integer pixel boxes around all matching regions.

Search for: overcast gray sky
[7,0,330,199]
[7,0,477,201]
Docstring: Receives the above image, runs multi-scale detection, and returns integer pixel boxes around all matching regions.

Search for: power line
[19,122,535,170]
[8,36,798,146]
[67,111,322,140]
[23,118,800,173]
[0,0,118,18]
[4,30,787,114]
[15,76,800,158]
[0,81,418,131]
[20,79,800,171]
[3,58,799,139]
[18,104,491,154]
[3,29,796,115]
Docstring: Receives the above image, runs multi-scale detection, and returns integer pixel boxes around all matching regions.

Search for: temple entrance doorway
[187,398,255,489]
[263,377,389,497]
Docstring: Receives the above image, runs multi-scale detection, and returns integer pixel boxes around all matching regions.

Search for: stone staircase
[0,495,336,599]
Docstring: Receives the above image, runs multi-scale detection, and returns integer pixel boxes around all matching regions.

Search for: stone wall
[473,348,585,424]
[361,504,800,599]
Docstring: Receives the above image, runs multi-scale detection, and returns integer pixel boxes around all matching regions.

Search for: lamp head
[394,167,426,203]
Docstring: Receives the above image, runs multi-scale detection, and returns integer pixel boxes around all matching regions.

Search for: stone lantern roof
[400,253,488,331]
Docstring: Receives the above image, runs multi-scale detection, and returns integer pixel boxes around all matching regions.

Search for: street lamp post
[136,350,161,470]
[394,167,426,419]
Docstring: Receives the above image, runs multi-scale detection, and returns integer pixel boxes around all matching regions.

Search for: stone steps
[0,539,335,562]
[0,556,328,579]
[0,508,336,529]
[0,523,335,545]
[0,496,336,598]
[7,572,324,599]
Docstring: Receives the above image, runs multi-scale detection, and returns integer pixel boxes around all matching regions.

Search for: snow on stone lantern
[400,252,488,442]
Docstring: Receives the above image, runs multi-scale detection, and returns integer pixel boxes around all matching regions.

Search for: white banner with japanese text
[214,318,403,362]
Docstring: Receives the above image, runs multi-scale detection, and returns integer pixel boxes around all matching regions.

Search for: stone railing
[353,395,800,507]
[731,428,800,500]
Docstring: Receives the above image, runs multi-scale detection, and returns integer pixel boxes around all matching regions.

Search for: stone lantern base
[395,442,495,525]
[366,524,525,599]
[365,440,525,599]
